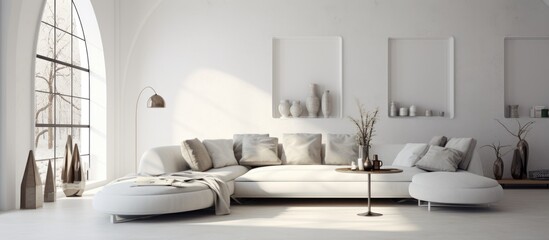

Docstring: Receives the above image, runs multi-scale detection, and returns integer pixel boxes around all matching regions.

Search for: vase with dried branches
[349,101,379,171]
[481,142,512,180]
[496,119,534,179]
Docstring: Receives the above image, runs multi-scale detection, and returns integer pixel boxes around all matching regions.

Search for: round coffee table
[335,167,402,217]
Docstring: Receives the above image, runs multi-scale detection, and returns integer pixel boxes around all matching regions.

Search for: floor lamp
[135,86,165,172]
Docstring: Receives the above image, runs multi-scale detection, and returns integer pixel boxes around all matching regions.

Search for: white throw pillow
[444,137,476,170]
[239,137,281,166]
[233,134,269,161]
[281,133,322,165]
[392,143,429,167]
[203,139,238,168]
[325,134,357,165]
[415,145,463,172]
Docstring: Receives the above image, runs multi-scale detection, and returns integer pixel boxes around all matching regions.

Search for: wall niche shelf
[272,36,343,119]
[504,37,549,119]
[388,37,455,119]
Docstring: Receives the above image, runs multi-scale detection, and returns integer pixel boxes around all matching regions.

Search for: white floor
[1,189,549,240]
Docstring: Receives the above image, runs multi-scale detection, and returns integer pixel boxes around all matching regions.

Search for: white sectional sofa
[93,142,492,222]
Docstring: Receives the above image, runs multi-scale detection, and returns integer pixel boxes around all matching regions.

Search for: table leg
[358,173,382,217]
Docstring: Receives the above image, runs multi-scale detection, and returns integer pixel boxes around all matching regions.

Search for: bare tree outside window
[34,0,90,188]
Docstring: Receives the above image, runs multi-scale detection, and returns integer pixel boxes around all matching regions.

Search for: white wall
[118,0,549,178]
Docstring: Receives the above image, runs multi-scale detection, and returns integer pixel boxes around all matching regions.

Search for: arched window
[35,0,90,186]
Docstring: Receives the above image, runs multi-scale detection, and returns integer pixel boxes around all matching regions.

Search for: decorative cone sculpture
[62,142,85,197]
[20,150,43,209]
[44,160,55,202]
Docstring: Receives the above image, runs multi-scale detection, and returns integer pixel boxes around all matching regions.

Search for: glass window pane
[42,0,55,25]
[34,127,55,160]
[55,65,71,96]
[56,0,72,33]
[81,155,90,180]
[72,128,89,155]
[72,37,88,68]
[56,128,72,158]
[37,159,50,185]
[72,98,89,125]
[72,5,84,39]
[55,158,64,187]
[56,95,72,124]
[73,69,89,98]
[35,92,54,124]
[56,29,71,64]
[36,23,55,59]
[35,58,54,93]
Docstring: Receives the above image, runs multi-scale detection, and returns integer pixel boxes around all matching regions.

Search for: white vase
[321,90,331,118]
[409,105,417,117]
[390,101,397,117]
[290,101,302,117]
[305,83,320,117]
[278,100,291,118]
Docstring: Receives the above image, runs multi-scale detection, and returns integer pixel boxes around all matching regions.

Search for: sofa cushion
[236,165,425,182]
[445,137,477,170]
[281,133,322,165]
[415,145,463,172]
[239,137,281,166]
[203,139,238,168]
[205,165,250,182]
[428,136,447,147]
[325,134,357,165]
[180,138,213,171]
[392,143,429,167]
[233,134,269,161]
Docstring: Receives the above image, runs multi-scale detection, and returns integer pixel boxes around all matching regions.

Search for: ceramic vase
[511,148,523,179]
[409,105,417,117]
[390,102,397,117]
[321,90,331,118]
[44,159,55,202]
[63,144,85,197]
[290,101,302,118]
[306,83,320,117]
[493,157,503,180]
[278,100,291,118]
[517,139,529,179]
[358,145,372,171]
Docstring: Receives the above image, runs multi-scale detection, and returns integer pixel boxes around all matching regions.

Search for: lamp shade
[147,94,165,108]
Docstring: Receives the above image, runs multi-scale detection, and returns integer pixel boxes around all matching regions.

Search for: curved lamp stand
[135,86,165,173]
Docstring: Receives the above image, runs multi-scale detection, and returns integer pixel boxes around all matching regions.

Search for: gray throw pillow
[239,137,281,166]
[233,134,269,162]
[428,136,447,146]
[281,133,322,165]
[325,134,357,165]
[415,145,463,172]
[180,138,213,171]
[445,137,476,170]
[203,139,238,168]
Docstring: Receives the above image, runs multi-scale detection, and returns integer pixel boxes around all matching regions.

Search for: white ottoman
[409,172,503,211]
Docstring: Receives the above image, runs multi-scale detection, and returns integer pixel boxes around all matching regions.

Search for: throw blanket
[130,172,231,215]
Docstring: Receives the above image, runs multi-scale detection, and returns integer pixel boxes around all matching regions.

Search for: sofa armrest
[138,145,190,175]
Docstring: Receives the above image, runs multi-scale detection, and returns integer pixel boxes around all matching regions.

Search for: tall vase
[358,145,372,171]
[493,157,503,180]
[517,139,529,179]
[290,101,302,118]
[321,90,331,118]
[511,149,523,179]
[306,83,320,117]
[278,100,291,118]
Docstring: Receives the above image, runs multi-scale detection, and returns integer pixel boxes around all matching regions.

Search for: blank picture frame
[272,36,343,118]
[388,37,455,119]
